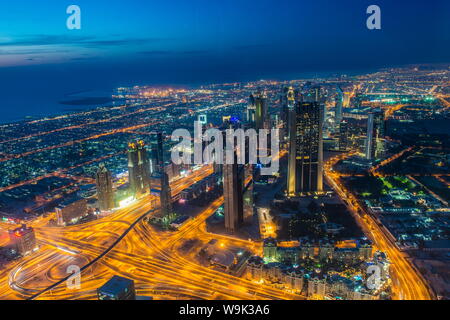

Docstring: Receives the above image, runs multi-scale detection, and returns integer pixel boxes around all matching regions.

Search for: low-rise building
[8,224,38,256]
[55,196,87,226]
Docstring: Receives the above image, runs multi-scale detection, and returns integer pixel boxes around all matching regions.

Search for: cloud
[0,34,168,49]
[0,34,170,66]
[138,49,209,56]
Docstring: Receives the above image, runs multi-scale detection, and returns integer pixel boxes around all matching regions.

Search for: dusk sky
[0,0,449,121]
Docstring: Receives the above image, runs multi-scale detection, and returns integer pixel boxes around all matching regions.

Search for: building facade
[8,225,37,256]
[95,163,115,211]
[287,100,324,195]
[128,140,151,198]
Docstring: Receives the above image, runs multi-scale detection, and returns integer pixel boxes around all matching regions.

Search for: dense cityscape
[0,64,449,301]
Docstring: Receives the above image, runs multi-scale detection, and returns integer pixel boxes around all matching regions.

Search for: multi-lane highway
[0,165,302,300]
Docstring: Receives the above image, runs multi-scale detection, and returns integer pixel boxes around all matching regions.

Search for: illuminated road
[0,165,302,300]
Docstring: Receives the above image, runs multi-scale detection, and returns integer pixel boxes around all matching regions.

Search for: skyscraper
[246,99,256,124]
[338,120,349,152]
[249,91,269,130]
[287,89,298,196]
[365,113,375,161]
[303,85,326,130]
[222,124,254,233]
[96,163,115,211]
[223,160,243,233]
[365,110,385,161]
[281,87,296,140]
[151,133,164,174]
[128,140,151,198]
[154,132,173,217]
[287,100,323,195]
[335,87,344,124]
[242,165,254,222]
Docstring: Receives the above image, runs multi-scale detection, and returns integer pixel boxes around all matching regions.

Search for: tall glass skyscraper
[222,122,254,233]
[153,132,173,217]
[335,86,344,125]
[365,109,385,161]
[249,91,269,130]
[127,140,151,198]
[287,100,323,195]
[96,163,115,211]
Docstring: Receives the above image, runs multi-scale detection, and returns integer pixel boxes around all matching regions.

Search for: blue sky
[1,0,448,69]
[0,0,449,121]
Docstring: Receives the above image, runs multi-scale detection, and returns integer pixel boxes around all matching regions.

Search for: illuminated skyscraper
[128,140,151,198]
[303,85,326,130]
[286,89,298,196]
[154,132,173,217]
[335,87,344,124]
[281,86,296,139]
[287,100,323,195]
[365,110,385,160]
[96,163,115,211]
[223,160,243,233]
[249,91,269,130]
[338,120,349,151]
[246,99,256,124]
[151,133,164,174]
[242,164,254,222]
[222,124,254,233]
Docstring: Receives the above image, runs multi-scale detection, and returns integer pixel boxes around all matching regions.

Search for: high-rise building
[153,132,173,217]
[128,140,151,198]
[303,85,326,130]
[223,160,243,233]
[246,99,256,124]
[222,124,254,233]
[287,100,323,195]
[97,275,136,300]
[150,134,164,175]
[335,87,344,124]
[287,95,298,196]
[365,110,385,160]
[280,87,296,139]
[338,120,349,151]
[249,91,269,130]
[365,113,375,160]
[242,164,254,222]
[96,163,115,211]
[9,225,37,256]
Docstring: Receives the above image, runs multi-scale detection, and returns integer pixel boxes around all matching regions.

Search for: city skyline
[0,0,449,306]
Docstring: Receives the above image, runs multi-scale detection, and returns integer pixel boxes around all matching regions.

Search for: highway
[0,147,436,300]
[0,165,302,300]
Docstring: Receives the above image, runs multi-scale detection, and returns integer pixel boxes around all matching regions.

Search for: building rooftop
[98,275,134,297]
